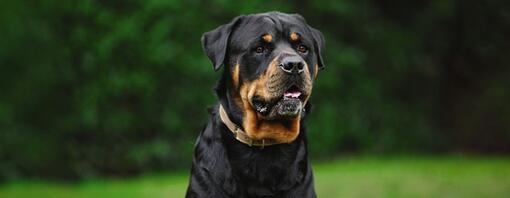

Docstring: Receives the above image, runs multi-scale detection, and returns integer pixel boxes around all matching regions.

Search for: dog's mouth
[251,85,307,120]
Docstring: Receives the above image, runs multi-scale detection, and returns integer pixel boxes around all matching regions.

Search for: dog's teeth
[284,92,301,98]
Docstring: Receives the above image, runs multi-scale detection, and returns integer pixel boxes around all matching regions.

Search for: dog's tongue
[284,91,301,99]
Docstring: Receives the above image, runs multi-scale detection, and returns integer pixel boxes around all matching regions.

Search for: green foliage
[1,0,509,179]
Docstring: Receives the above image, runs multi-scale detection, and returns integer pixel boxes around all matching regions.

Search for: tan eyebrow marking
[262,34,273,43]
[290,32,300,41]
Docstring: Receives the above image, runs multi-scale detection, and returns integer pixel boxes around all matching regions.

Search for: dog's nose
[279,56,305,74]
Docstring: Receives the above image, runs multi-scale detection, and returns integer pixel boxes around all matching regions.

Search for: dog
[186,11,325,198]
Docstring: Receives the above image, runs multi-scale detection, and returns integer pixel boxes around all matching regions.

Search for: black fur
[186,108,315,197]
[186,12,324,198]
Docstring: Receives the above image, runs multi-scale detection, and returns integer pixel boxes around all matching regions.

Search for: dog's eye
[255,46,265,54]
[297,45,308,53]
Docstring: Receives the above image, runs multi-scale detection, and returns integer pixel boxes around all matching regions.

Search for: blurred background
[1,0,509,197]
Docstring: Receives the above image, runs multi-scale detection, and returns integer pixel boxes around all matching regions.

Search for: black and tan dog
[186,12,324,198]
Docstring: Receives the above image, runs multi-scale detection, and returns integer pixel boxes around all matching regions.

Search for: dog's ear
[310,27,325,70]
[201,16,243,71]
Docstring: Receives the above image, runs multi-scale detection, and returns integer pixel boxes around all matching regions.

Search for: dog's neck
[219,104,285,147]
[213,107,311,195]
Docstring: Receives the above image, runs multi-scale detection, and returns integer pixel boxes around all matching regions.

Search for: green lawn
[1,157,509,198]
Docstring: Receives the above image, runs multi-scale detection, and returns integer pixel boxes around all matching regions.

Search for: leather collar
[218,105,282,148]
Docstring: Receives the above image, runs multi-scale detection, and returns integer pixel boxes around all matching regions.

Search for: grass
[1,156,509,198]
[313,156,510,198]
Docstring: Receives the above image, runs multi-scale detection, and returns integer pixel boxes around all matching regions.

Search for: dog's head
[202,12,325,143]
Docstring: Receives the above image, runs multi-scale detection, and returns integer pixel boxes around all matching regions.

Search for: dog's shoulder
[187,112,239,197]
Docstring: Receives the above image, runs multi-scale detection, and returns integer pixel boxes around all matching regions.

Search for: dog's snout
[279,56,304,74]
